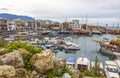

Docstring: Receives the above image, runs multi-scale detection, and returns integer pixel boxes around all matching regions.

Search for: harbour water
[55,34,117,63]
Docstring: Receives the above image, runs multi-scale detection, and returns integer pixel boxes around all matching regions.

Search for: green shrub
[5,41,42,54]
[83,70,91,76]
[46,65,74,78]
[23,54,33,70]
[79,72,84,78]
[3,41,43,70]
[46,68,57,78]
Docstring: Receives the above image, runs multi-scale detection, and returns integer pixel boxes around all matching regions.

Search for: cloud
[0,8,9,11]
[0,0,120,26]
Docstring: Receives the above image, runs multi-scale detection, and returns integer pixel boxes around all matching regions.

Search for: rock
[62,73,71,78]
[31,70,46,78]
[31,70,40,78]
[0,65,15,78]
[31,49,54,73]
[54,58,66,75]
[0,48,6,55]
[0,50,24,68]
[71,69,80,78]
[15,68,27,78]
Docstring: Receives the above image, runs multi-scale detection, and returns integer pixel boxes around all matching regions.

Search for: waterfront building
[61,22,70,29]
[85,25,106,33]
[107,28,120,35]
[7,19,16,31]
[50,22,60,30]
[0,18,7,35]
[69,20,81,30]
[15,19,27,32]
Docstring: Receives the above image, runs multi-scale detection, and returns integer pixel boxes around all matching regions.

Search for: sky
[0,0,120,27]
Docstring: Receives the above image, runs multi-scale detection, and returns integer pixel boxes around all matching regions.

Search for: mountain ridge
[0,13,35,21]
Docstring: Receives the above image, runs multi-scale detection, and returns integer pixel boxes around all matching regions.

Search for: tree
[92,56,100,76]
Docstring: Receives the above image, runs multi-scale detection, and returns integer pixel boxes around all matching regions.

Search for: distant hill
[0,13,35,21]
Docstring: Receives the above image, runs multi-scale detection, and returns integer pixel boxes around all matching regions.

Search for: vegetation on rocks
[0,40,42,70]
[4,41,42,54]
[46,65,74,78]
[0,37,7,47]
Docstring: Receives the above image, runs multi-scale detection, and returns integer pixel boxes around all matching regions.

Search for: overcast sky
[0,0,120,26]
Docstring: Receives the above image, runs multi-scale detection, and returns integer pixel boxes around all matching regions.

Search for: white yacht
[115,59,120,75]
[75,55,90,71]
[64,41,80,51]
[104,61,119,78]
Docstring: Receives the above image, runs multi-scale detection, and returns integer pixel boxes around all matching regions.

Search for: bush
[46,65,74,78]
[5,41,42,54]
[46,68,57,78]
[3,41,43,70]
[61,65,74,78]
[23,54,33,70]
[79,73,84,78]
[83,70,91,76]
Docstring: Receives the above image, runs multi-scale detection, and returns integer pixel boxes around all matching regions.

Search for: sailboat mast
[97,21,99,27]
[113,22,114,28]
[84,14,88,55]
[85,15,88,30]
[117,21,119,28]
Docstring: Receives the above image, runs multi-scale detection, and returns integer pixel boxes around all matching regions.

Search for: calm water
[55,34,117,63]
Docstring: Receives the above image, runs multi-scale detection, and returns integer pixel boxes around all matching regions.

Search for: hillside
[0,13,34,21]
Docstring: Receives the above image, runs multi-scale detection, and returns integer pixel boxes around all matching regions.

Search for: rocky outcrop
[62,73,71,78]
[31,49,54,73]
[30,70,46,78]
[0,65,15,78]
[15,68,28,78]
[0,48,6,55]
[0,50,24,68]
[71,69,80,78]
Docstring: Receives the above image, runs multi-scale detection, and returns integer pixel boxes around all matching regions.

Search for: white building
[7,20,16,31]
[69,20,81,29]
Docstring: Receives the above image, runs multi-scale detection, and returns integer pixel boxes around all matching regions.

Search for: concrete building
[0,18,7,34]
[7,20,16,31]
[69,20,81,29]
[15,19,27,32]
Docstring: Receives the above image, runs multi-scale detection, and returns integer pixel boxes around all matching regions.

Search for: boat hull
[100,47,114,55]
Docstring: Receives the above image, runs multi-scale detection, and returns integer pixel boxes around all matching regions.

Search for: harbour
[1,0,120,77]
[55,34,117,63]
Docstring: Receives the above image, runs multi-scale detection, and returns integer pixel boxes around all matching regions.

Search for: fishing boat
[75,55,90,71]
[104,60,119,78]
[98,38,120,57]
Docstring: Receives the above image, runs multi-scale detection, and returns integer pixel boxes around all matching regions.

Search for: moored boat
[98,38,120,57]
[91,30,102,34]
[115,59,120,75]
[75,55,90,71]
[64,41,80,51]
[104,60,119,78]
[66,57,76,69]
